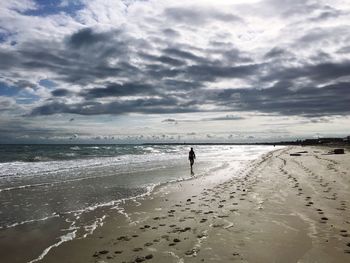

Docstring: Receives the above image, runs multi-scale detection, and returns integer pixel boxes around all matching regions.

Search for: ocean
[0,144,281,262]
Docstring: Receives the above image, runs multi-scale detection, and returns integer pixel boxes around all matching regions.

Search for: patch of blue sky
[0,29,9,43]
[0,83,41,104]
[0,30,17,46]
[16,92,41,104]
[0,33,6,43]
[0,83,21,97]
[23,0,84,17]
[39,79,57,89]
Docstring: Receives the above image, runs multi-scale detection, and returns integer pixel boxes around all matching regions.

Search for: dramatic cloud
[0,0,350,142]
[163,6,243,25]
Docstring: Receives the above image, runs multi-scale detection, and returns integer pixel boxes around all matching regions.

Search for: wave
[0,160,229,230]
[25,156,53,162]
[0,152,186,178]
[0,214,59,230]
[28,230,77,263]
[70,146,81,151]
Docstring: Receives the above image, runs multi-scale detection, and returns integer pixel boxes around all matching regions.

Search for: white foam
[70,146,80,150]
[0,214,59,230]
[28,230,77,263]
[166,251,185,263]
[82,215,106,238]
[0,145,283,179]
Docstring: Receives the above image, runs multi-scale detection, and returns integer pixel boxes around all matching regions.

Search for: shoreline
[3,146,350,262]
[1,145,274,263]
[39,148,280,262]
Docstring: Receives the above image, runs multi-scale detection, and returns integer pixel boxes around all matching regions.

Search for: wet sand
[19,146,350,262]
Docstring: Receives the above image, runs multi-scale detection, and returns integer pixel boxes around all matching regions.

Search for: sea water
[0,144,281,262]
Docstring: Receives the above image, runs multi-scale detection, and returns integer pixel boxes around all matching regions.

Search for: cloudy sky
[0,0,349,143]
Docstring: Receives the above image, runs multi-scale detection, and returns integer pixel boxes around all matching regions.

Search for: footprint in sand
[340,230,349,237]
[320,217,329,223]
[161,235,170,240]
[117,236,131,241]
[337,207,346,211]
[92,251,106,258]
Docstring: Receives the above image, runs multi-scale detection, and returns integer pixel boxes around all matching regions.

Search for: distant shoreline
[0,139,349,147]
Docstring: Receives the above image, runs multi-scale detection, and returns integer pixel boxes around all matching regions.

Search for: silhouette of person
[188,147,196,174]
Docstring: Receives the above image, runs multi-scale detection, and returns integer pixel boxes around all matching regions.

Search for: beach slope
[42,146,350,263]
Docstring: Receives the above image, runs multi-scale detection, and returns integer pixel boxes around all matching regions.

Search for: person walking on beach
[189,147,196,174]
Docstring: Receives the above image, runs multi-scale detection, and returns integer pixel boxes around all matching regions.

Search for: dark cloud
[298,28,329,44]
[162,79,202,91]
[139,52,185,66]
[164,7,243,25]
[264,0,324,18]
[52,88,73,97]
[262,61,350,83]
[184,63,260,81]
[30,96,202,116]
[308,61,350,81]
[337,46,350,54]
[264,47,287,59]
[162,28,180,38]
[0,50,17,70]
[162,118,177,124]
[173,115,245,123]
[0,119,76,143]
[162,48,204,63]
[212,81,350,117]
[0,97,15,111]
[29,48,350,118]
[13,79,36,89]
[80,82,157,98]
[2,8,350,122]
[202,115,244,121]
[67,28,111,48]
[309,10,343,22]
[0,27,134,86]
[221,48,253,64]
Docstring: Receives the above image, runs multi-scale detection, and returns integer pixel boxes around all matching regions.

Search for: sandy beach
[7,146,350,263]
